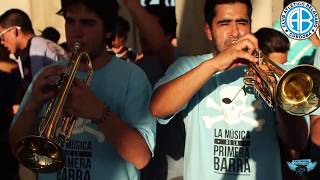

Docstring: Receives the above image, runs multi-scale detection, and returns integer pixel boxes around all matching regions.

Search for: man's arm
[96,109,152,169]
[276,108,309,151]
[0,60,19,73]
[150,34,259,118]
[150,58,219,117]
[66,77,154,170]
[122,0,174,68]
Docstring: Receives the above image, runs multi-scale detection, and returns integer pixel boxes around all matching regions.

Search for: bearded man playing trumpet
[150,0,312,180]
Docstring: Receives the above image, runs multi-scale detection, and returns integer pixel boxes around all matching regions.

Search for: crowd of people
[0,0,320,180]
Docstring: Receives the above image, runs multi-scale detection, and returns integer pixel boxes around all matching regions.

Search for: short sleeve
[121,67,157,155]
[153,54,213,124]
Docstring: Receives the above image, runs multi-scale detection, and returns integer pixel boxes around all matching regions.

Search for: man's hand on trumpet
[29,65,65,110]
[64,78,106,124]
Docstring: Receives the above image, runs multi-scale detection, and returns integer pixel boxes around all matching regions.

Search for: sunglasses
[0,26,21,41]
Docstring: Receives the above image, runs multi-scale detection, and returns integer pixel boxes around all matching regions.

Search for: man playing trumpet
[9,0,156,180]
[150,0,310,180]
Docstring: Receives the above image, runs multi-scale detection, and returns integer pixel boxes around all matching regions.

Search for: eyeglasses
[0,26,21,41]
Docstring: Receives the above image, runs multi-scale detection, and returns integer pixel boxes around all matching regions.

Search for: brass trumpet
[244,50,320,116]
[16,42,93,173]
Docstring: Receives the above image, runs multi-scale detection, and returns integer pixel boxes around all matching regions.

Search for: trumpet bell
[16,136,64,173]
[276,65,320,116]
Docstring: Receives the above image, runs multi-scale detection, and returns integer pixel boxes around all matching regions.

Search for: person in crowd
[144,1,177,48]
[40,26,61,43]
[123,0,175,86]
[254,27,289,64]
[122,1,184,180]
[9,0,156,180]
[106,16,139,62]
[0,9,65,103]
[150,0,309,180]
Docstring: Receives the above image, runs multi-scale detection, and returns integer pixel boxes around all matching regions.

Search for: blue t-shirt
[14,56,156,180]
[155,54,283,180]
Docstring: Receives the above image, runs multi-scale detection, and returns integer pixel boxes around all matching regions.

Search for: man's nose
[70,23,84,39]
[73,31,83,39]
[231,24,240,38]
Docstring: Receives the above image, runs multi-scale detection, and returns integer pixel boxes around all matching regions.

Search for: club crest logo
[287,159,317,176]
[280,1,319,40]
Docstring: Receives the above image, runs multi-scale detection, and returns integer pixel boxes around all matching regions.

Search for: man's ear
[204,23,213,41]
[13,27,19,37]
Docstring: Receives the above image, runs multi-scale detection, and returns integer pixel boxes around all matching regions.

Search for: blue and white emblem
[287,159,317,176]
[280,1,319,40]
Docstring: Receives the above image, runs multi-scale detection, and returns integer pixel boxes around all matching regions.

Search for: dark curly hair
[57,0,119,33]
[254,27,290,54]
[204,0,252,26]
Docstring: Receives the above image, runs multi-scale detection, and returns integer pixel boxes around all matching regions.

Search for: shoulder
[110,56,148,77]
[176,53,212,65]
[167,53,213,74]
[30,36,52,51]
[107,57,152,92]
[154,53,213,89]
[30,36,66,59]
[112,56,140,70]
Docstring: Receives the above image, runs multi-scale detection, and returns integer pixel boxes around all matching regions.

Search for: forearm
[276,108,309,151]
[125,1,168,49]
[0,61,18,73]
[124,1,174,67]
[150,59,219,118]
[98,112,151,169]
